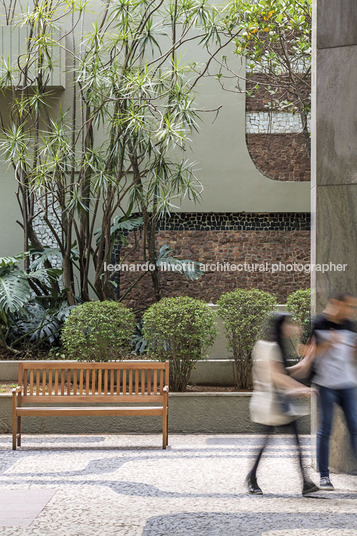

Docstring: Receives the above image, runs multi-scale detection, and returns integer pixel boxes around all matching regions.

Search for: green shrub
[217,289,277,390]
[61,301,136,361]
[142,296,217,391]
[286,288,311,343]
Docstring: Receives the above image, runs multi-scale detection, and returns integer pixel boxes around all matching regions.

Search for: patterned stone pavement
[0,434,356,535]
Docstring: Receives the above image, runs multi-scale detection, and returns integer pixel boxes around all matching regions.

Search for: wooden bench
[12,361,169,450]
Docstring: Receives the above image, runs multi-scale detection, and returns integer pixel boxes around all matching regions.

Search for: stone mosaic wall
[154,212,310,231]
[246,112,311,134]
[113,212,311,311]
[32,195,63,270]
[32,199,60,249]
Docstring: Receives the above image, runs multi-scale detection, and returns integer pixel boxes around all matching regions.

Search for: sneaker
[246,476,263,495]
[319,476,334,490]
[302,479,320,496]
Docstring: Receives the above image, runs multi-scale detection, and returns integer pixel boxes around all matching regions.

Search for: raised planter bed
[0,390,310,436]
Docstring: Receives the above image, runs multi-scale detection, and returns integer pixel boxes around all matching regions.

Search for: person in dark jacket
[310,292,357,490]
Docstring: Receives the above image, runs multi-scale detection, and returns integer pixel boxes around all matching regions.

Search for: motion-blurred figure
[311,292,357,490]
[247,313,318,496]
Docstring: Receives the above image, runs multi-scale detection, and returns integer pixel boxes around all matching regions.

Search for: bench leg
[17,416,22,447]
[12,411,17,451]
[166,410,169,447]
[162,410,167,450]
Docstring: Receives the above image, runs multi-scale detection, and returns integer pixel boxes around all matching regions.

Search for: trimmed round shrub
[61,301,136,361]
[142,296,217,392]
[286,288,311,343]
[217,289,277,390]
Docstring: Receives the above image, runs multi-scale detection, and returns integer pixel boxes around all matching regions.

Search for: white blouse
[249,340,301,426]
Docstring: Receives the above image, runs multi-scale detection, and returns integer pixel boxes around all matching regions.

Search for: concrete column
[312,0,357,472]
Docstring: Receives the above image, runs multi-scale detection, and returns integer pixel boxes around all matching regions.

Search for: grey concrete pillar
[312,0,357,473]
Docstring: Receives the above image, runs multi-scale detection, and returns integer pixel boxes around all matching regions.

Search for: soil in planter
[0,382,18,394]
[0,346,51,361]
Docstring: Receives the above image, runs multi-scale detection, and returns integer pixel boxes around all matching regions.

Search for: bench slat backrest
[18,362,169,404]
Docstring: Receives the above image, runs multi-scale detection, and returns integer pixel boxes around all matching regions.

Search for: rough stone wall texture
[246,133,310,181]
[115,214,310,311]
[246,73,310,113]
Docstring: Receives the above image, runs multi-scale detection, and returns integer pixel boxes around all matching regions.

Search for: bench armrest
[12,386,22,414]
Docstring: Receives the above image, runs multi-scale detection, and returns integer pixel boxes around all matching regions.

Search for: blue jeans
[317,386,357,477]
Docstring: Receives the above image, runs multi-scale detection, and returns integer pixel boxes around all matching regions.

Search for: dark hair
[329,291,354,302]
[260,312,293,367]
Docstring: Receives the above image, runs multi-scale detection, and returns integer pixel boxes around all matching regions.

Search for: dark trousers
[317,385,357,477]
[247,420,308,482]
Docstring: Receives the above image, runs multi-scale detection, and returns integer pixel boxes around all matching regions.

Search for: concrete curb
[0,392,310,436]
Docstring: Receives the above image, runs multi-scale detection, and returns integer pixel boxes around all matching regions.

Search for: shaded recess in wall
[245,72,311,182]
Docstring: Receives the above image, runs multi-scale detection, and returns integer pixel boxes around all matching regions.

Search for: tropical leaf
[95,216,144,245]
[12,302,60,344]
[0,253,28,269]
[29,247,62,270]
[11,301,76,344]
[27,268,63,282]
[112,216,144,233]
[130,319,148,355]
[0,271,31,314]
[156,245,204,281]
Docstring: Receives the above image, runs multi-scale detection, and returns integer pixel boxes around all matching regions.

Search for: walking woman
[246,312,319,496]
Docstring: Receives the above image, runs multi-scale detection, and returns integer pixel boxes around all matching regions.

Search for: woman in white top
[246,313,319,496]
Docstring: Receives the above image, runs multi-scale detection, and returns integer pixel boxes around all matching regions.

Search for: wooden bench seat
[12,361,169,449]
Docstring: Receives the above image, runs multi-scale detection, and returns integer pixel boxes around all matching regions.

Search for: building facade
[0,4,311,309]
